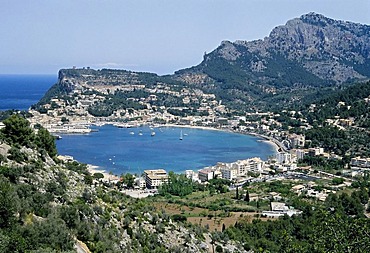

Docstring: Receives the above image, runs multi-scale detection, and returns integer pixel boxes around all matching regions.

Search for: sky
[1,0,369,75]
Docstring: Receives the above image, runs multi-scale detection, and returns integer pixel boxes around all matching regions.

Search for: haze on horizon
[1,0,369,75]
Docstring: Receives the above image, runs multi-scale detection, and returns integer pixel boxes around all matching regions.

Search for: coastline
[246,132,285,153]
[162,123,281,154]
[87,164,120,181]
[62,123,282,176]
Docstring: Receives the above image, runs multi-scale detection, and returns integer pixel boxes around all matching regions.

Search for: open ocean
[0,74,57,111]
[0,74,276,174]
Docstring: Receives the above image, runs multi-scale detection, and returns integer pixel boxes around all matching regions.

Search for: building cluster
[192,157,265,183]
[350,157,370,168]
[28,76,228,132]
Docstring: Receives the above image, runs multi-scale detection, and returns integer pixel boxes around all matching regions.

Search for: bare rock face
[0,143,11,158]
[192,12,370,86]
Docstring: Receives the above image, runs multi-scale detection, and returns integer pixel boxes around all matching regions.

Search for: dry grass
[153,202,273,232]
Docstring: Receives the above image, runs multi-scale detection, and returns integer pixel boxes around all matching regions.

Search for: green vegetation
[1,114,57,158]
[159,171,197,197]
[0,114,210,252]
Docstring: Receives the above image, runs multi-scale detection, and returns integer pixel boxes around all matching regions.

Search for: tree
[216,245,223,252]
[0,175,19,228]
[36,127,57,157]
[159,171,195,196]
[122,173,135,188]
[2,114,34,147]
[245,190,250,202]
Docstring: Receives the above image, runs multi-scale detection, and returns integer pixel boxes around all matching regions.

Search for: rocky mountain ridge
[37,13,370,111]
[173,13,370,108]
[178,12,370,84]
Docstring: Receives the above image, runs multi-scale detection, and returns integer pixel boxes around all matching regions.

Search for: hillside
[33,13,370,112]
[175,12,370,108]
[0,115,213,252]
[2,114,370,252]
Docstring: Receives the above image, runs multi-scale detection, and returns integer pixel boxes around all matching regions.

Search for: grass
[151,189,276,231]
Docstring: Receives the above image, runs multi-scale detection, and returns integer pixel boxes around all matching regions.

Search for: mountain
[174,12,370,108]
[35,13,370,112]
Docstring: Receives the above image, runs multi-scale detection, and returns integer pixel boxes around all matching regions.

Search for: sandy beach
[87,164,120,181]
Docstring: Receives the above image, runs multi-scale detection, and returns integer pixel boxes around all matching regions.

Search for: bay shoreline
[81,123,282,178]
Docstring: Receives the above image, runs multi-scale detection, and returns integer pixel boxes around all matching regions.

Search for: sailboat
[179,130,183,140]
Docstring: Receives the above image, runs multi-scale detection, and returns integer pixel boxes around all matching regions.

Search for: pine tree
[245,190,250,202]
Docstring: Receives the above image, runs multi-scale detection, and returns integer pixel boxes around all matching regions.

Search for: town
[25,69,370,211]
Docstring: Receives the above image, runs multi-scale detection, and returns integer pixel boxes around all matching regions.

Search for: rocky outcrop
[177,12,370,86]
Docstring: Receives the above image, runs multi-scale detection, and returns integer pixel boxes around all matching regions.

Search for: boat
[151,131,156,136]
[129,131,135,135]
[179,130,183,140]
[52,134,62,140]
[138,130,143,136]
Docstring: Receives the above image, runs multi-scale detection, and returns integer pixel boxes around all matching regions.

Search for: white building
[135,177,146,189]
[295,149,306,161]
[221,167,238,181]
[198,168,214,182]
[351,157,370,168]
[185,170,199,182]
[276,152,292,164]
[144,169,168,189]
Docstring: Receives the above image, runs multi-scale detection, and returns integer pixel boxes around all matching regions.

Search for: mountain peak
[173,13,370,108]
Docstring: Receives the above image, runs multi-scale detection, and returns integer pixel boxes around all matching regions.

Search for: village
[24,71,370,219]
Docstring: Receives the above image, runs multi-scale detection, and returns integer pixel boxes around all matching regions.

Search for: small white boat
[138,130,143,136]
[129,131,135,135]
[179,130,183,140]
[151,131,156,136]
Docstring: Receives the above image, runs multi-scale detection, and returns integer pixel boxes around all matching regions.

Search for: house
[262,202,302,218]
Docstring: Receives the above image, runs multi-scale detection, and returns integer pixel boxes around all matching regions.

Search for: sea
[0,74,276,175]
[0,74,57,111]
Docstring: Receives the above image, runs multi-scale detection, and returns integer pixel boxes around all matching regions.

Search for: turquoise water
[0,75,275,175]
[56,125,275,175]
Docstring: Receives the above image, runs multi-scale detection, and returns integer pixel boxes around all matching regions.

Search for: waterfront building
[185,170,199,182]
[144,169,168,189]
[295,149,306,161]
[220,167,238,181]
[289,134,305,148]
[135,177,146,189]
[276,152,292,164]
[198,168,215,182]
[249,157,264,171]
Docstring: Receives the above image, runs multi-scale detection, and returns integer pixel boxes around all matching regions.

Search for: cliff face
[37,13,370,110]
[176,12,370,86]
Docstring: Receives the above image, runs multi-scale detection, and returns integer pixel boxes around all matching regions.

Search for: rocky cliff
[37,13,370,111]
[173,13,370,108]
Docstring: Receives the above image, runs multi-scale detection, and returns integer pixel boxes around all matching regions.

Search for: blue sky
[1,0,369,75]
